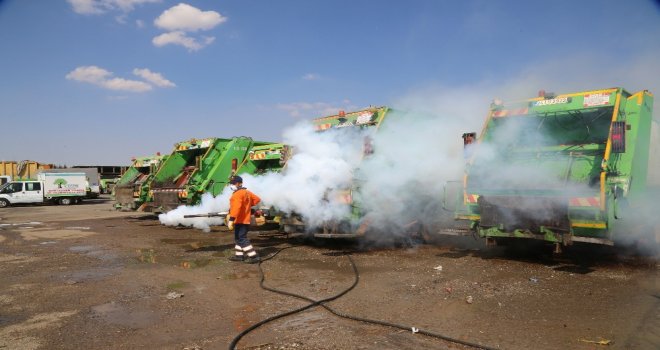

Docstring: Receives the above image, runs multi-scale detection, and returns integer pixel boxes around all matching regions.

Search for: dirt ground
[0,197,658,350]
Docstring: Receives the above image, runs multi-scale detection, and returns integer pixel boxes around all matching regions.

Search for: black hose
[228,247,500,350]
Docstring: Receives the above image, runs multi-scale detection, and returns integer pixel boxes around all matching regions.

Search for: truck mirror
[462,132,476,146]
[462,132,477,159]
[611,121,626,153]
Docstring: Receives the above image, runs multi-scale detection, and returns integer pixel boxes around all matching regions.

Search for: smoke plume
[159,123,366,231]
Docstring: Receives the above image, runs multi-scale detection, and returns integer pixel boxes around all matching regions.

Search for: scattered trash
[529,277,539,283]
[166,291,184,300]
[65,226,91,230]
[444,287,452,293]
[64,280,78,285]
[466,296,474,304]
[40,241,57,245]
[11,222,42,226]
[433,265,443,271]
[183,345,202,350]
[578,338,612,346]
[411,327,419,334]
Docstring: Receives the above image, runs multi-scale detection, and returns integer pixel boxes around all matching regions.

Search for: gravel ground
[0,197,658,349]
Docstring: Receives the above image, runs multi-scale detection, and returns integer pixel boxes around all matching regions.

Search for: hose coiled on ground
[228,246,499,350]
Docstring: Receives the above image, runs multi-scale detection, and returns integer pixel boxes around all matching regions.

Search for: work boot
[243,256,261,264]
[228,245,244,262]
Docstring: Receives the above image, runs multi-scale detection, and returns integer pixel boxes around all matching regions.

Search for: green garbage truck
[279,107,393,237]
[236,143,289,176]
[450,87,656,252]
[148,137,275,212]
[114,154,168,211]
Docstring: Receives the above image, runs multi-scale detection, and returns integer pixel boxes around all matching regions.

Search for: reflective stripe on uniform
[247,250,257,257]
[242,245,254,251]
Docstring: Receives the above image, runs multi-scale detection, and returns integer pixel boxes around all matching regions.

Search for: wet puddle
[69,245,96,252]
[135,248,217,269]
[90,302,159,329]
[179,259,213,269]
[160,238,219,251]
[64,267,118,283]
[0,315,19,327]
[70,245,118,262]
[221,270,259,280]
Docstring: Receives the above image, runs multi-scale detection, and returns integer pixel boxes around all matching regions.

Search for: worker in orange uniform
[226,176,262,263]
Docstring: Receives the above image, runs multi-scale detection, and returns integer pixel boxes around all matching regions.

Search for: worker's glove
[226,217,235,230]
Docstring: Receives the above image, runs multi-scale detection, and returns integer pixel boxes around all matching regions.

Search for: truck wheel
[0,199,9,208]
[59,198,73,205]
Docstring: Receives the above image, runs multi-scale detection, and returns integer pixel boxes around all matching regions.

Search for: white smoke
[158,192,230,232]
[159,122,367,230]
[159,49,660,250]
[355,109,467,233]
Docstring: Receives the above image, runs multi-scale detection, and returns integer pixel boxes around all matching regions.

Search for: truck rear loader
[279,107,394,237]
[450,87,656,252]
[148,137,275,212]
[114,154,168,211]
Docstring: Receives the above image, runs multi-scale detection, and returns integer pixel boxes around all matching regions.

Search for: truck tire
[0,199,9,208]
[59,197,73,205]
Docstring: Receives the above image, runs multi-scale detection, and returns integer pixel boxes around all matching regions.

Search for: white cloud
[103,77,152,92]
[152,31,214,51]
[67,0,103,15]
[154,3,227,32]
[66,65,175,93]
[68,0,160,15]
[65,65,112,84]
[133,68,176,88]
[112,0,160,12]
[277,101,358,118]
[302,73,321,81]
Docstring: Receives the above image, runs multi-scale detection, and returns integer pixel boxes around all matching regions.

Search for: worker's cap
[229,175,243,184]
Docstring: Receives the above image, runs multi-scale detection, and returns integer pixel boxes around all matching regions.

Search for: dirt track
[0,197,658,350]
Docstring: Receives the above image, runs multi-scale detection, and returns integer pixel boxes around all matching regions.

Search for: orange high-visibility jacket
[229,188,261,224]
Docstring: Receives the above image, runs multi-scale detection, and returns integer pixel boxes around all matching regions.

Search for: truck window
[26,182,41,191]
[1,183,23,193]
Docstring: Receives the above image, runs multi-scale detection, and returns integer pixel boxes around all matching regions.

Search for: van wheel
[59,198,73,205]
[0,199,9,208]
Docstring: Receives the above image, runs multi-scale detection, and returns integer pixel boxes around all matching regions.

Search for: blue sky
[1,0,659,165]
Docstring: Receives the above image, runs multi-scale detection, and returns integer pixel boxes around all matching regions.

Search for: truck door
[24,182,43,203]
[2,182,25,203]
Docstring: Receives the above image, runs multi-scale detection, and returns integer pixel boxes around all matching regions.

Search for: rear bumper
[457,194,612,246]
[151,189,186,212]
